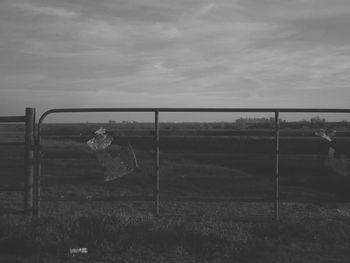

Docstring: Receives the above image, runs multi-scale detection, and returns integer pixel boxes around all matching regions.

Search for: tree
[310,116,326,124]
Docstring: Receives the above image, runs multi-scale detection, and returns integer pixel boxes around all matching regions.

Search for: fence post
[274,111,280,221]
[33,120,42,217]
[25,107,35,216]
[155,111,160,216]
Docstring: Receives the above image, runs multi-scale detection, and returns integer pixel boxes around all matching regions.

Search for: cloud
[20,39,80,57]
[153,62,174,74]
[1,0,350,115]
[11,3,79,19]
[78,19,120,40]
[193,3,216,18]
[153,23,183,39]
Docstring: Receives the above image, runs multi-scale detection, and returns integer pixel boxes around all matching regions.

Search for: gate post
[24,107,35,216]
[155,111,160,216]
[34,117,41,217]
[274,111,280,221]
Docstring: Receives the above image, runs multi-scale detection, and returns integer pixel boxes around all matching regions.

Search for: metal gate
[0,108,35,215]
[34,107,350,220]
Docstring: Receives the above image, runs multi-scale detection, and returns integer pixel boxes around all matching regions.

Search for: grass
[1,127,350,262]
[1,213,350,262]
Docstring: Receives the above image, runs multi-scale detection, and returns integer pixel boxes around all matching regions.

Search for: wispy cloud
[194,3,216,18]
[153,23,183,39]
[153,62,174,74]
[11,3,79,19]
[20,39,80,57]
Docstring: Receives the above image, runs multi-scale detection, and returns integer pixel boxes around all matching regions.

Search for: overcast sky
[1,0,350,121]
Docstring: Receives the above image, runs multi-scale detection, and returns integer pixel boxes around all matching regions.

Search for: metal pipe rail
[36,108,350,219]
[0,116,26,123]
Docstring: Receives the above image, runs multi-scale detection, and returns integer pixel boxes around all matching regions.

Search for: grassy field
[1,124,350,262]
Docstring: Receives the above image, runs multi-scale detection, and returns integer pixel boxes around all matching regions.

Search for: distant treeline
[40,118,350,133]
[2,116,350,132]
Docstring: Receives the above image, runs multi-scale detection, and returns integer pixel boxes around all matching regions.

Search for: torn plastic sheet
[314,128,336,142]
[87,128,138,181]
[95,145,137,181]
[87,128,114,151]
[315,128,350,176]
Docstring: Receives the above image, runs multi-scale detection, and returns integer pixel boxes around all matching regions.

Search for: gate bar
[25,107,35,216]
[0,116,26,123]
[274,111,280,221]
[34,130,41,216]
[155,111,160,216]
[38,108,350,117]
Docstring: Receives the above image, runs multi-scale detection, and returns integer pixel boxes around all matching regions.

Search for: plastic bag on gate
[87,128,114,151]
[314,128,336,142]
[95,148,137,181]
[86,128,138,181]
[315,128,350,176]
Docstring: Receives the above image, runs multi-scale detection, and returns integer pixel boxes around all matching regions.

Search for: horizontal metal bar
[0,164,25,169]
[0,141,25,146]
[41,107,350,113]
[0,116,26,123]
[38,107,350,130]
[0,187,24,192]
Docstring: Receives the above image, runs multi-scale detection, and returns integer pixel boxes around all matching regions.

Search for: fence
[1,107,350,219]
[35,108,350,220]
[0,108,35,215]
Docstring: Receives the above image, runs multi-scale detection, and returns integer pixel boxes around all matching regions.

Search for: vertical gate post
[155,111,160,216]
[274,111,280,221]
[25,107,35,216]
[34,121,42,217]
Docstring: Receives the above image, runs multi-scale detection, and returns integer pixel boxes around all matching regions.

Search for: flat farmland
[1,123,350,262]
